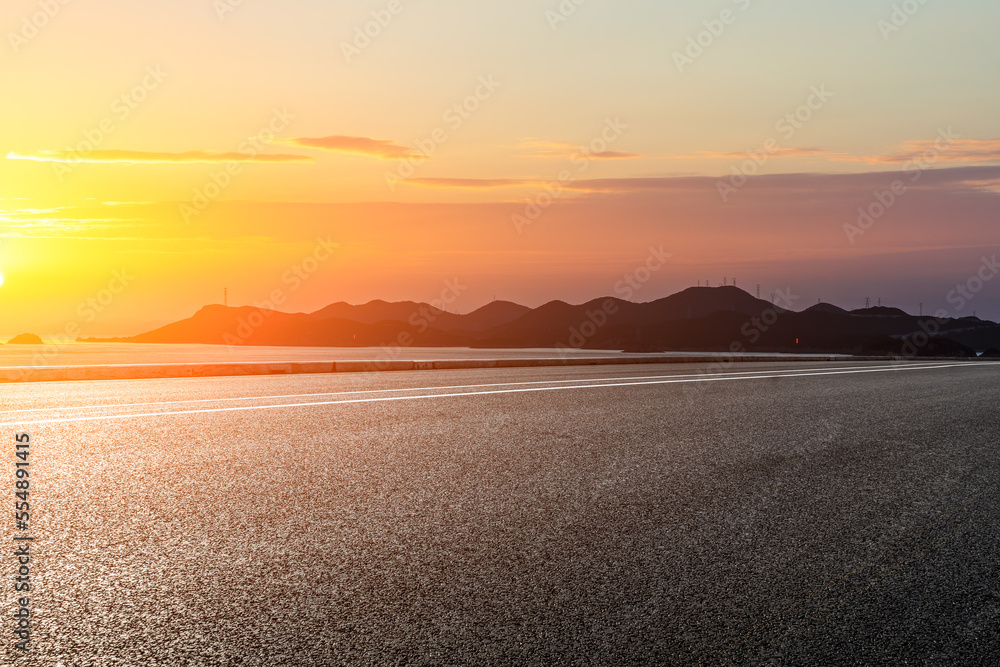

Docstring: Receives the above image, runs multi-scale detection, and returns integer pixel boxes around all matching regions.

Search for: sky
[1,0,999,337]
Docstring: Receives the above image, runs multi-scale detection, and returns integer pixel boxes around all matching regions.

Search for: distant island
[77,286,999,357]
[7,333,44,345]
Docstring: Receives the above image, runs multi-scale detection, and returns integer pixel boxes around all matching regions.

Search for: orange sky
[2,0,999,337]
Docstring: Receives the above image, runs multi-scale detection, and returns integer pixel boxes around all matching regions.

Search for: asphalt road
[2,360,999,665]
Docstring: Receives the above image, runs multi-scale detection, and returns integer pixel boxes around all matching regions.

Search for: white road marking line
[0,363,954,415]
[1,363,988,427]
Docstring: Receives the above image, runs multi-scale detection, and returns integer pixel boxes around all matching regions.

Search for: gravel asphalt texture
[2,361,998,665]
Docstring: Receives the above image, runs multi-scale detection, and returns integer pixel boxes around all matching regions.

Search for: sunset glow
[4,3,1000,663]
[2,0,999,338]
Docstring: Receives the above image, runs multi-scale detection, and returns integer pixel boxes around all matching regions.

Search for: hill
[805,302,849,315]
[7,333,43,344]
[850,306,910,318]
[77,287,1000,356]
[306,299,529,333]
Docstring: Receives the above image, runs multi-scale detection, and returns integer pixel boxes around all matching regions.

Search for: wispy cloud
[402,176,707,193]
[280,135,419,160]
[839,138,1000,164]
[0,213,144,238]
[401,176,674,193]
[404,177,544,189]
[680,147,831,160]
[398,165,1000,194]
[520,139,643,160]
[5,150,314,164]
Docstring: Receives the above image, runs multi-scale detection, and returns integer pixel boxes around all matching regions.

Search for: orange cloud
[840,138,1000,164]
[520,140,643,160]
[5,150,313,164]
[679,147,830,159]
[403,178,545,189]
[398,166,1000,195]
[400,176,644,193]
[401,176,678,192]
[281,135,418,160]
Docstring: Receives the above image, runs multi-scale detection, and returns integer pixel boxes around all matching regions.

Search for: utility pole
[756,285,761,299]
[224,288,228,307]
[865,297,871,308]
[919,303,923,316]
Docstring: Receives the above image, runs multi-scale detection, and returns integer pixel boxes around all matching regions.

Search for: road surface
[2,360,998,664]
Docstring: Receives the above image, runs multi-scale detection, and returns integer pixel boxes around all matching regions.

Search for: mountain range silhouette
[79,286,998,356]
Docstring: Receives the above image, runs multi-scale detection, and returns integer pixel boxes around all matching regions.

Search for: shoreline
[0,354,987,384]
